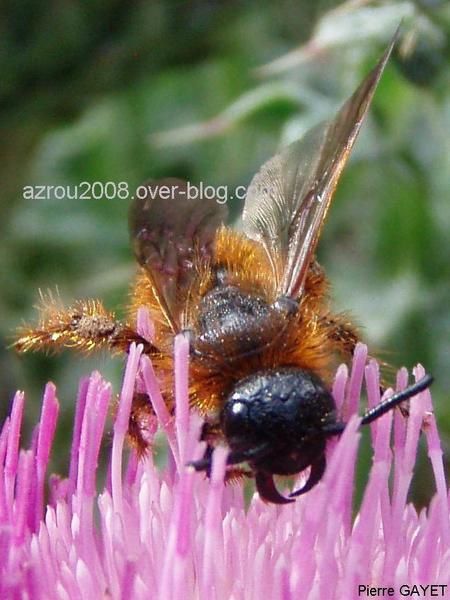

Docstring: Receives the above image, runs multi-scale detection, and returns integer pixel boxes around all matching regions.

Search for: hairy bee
[15,33,432,504]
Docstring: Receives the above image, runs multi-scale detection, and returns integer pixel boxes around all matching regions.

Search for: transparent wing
[129,178,228,332]
[242,32,398,299]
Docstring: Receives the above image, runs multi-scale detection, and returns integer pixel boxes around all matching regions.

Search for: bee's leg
[189,445,214,475]
[320,313,412,416]
[199,420,222,443]
[190,425,271,474]
[191,442,271,479]
[189,447,253,487]
[320,314,360,358]
[126,392,159,456]
[189,425,266,487]
[187,421,219,475]
[189,420,224,473]
[14,294,157,355]
[224,467,252,483]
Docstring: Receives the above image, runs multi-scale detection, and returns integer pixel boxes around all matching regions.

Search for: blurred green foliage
[1,0,449,505]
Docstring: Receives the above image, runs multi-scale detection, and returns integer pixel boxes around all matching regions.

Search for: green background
[1,0,449,506]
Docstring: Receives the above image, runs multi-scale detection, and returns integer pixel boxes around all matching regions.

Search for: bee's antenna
[360,374,433,426]
[324,374,433,436]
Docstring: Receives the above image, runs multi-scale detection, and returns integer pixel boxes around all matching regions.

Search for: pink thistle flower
[1,336,449,599]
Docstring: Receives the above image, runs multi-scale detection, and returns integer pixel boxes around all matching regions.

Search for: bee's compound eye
[221,399,250,438]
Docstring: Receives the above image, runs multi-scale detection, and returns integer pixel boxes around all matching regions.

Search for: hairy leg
[320,313,361,359]
[14,292,156,355]
[126,392,159,455]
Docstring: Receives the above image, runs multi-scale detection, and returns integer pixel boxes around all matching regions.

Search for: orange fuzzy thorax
[129,227,349,416]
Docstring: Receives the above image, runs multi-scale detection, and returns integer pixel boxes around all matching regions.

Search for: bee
[15,32,432,504]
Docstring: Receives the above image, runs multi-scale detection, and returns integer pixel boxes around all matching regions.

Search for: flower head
[1,338,449,599]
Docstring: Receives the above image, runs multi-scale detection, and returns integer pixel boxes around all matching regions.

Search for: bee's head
[220,368,336,502]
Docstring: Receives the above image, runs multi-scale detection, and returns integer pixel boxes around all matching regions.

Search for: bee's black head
[220,368,336,503]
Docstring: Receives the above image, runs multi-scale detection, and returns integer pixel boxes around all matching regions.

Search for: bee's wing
[129,178,227,332]
[242,34,397,300]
